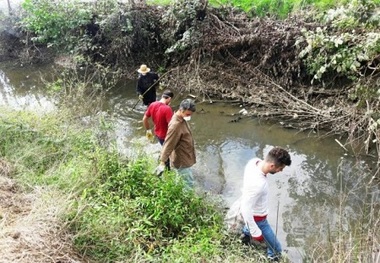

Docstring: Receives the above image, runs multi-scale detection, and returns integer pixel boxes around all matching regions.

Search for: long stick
[335,138,348,152]
[275,200,280,237]
[7,0,12,15]
[131,69,174,110]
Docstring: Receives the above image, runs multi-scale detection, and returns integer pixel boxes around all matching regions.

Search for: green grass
[0,107,265,262]
[0,110,92,184]
[147,0,172,5]
[212,0,351,17]
[148,0,378,18]
[69,149,229,261]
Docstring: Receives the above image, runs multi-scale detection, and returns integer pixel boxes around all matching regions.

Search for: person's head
[137,64,150,75]
[178,99,196,121]
[161,89,174,105]
[264,147,291,174]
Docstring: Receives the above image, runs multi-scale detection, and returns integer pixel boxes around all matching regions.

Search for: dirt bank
[0,159,88,263]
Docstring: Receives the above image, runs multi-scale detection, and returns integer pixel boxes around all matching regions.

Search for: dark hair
[162,89,174,98]
[266,147,291,166]
[179,99,196,112]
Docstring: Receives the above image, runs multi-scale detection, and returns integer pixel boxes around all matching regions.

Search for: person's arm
[143,106,152,129]
[143,115,150,129]
[160,122,181,164]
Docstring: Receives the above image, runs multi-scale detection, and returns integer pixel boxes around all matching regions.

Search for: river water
[0,63,378,262]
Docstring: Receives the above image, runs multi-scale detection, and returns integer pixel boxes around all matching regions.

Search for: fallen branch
[335,139,348,152]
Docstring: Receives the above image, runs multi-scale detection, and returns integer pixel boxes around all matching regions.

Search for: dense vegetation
[0,107,267,262]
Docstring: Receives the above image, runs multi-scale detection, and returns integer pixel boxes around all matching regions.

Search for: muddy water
[0,64,378,262]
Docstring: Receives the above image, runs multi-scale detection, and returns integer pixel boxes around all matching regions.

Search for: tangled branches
[161,6,380,167]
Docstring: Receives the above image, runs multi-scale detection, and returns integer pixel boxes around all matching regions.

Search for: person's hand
[146,129,154,142]
[155,163,166,176]
[138,94,144,100]
[251,235,267,249]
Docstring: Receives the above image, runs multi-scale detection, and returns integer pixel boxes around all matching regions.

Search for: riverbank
[1,63,379,262]
[1,106,275,262]
[1,1,379,169]
[0,169,86,262]
[0,2,379,261]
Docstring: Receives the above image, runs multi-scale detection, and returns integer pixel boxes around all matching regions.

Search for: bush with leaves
[297,28,380,82]
[20,0,93,49]
[162,0,207,57]
[296,0,380,84]
[70,152,226,262]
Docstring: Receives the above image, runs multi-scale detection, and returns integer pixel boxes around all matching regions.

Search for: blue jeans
[243,219,282,257]
[175,167,194,189]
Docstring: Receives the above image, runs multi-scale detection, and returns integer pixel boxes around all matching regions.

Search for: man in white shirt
[226,146,292,261]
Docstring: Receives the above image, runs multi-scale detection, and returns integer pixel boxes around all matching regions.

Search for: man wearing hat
[136,64,159,106]
[142,90,174,169]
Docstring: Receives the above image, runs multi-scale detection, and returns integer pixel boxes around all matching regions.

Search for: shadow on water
[0,63,378,263]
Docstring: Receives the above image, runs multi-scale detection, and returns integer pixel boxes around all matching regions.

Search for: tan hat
[137,64,150,74]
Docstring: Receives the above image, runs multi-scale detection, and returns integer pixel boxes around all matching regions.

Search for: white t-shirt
[240,158,269,237]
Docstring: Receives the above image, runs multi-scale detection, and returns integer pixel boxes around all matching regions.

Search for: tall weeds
[0,104,265,262]
[304,161,380,262]
[69,153,227,261]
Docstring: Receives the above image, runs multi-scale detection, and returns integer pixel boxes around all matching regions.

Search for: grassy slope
[0,107,266,262]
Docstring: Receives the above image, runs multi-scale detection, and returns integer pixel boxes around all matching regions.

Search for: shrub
[296,1,380,83]
[70,152,226,262]
[20,0,92,48]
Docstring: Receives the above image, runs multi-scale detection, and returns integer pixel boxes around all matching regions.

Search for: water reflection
[0,64,377,263]
[0,66,56,112]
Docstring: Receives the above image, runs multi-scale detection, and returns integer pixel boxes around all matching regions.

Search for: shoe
[267,255,280,262]
[239,233,251,245]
